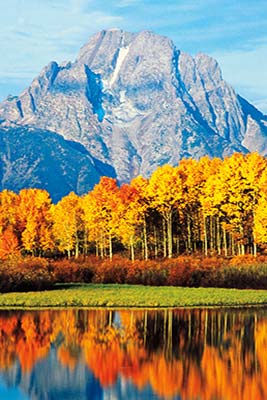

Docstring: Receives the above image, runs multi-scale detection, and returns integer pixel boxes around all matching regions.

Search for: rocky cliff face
[1,29,267,196]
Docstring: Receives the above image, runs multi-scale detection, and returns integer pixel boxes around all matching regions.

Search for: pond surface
[0,307,266,399]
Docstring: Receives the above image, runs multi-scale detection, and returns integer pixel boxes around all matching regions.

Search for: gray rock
[0,29,267,196]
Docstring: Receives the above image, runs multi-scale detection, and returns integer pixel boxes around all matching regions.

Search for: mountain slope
[0,126,115,202]
[0,29,266,192]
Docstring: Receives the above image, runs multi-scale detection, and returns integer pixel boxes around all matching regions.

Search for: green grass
[1,284,267,308]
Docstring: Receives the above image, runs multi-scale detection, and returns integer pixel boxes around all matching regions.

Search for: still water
[0,307,266,400]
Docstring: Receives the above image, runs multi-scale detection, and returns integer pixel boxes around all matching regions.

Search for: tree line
[1,152,267,260]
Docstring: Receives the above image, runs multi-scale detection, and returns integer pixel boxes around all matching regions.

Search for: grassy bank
[1,284,267,308]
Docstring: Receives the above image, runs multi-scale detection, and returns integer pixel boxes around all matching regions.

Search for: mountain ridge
[0,29,266,198]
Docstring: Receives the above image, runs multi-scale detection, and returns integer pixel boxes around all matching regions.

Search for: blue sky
[1,0,267,112]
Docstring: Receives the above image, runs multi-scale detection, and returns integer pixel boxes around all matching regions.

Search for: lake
[0,307,266,399]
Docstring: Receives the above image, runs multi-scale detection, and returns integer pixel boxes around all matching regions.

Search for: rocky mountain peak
[0,29,266,198]
[194,52,223,89]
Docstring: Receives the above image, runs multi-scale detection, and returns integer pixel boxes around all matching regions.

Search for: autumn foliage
[1,153,267,260]
[0,257,53,292]
[2,254,267,292]
[1,152,267,290]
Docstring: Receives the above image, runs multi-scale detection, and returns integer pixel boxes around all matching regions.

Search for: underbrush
[0,257,53,293]
[1,254,267,292]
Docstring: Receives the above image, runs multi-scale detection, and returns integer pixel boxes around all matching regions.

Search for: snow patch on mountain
[109,46,130,87]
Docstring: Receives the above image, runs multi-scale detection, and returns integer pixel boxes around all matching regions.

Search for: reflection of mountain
[2,348,103,400]
[1,349,162,400]
[0,308,266,400]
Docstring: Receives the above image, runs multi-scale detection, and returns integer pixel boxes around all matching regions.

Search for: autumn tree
[83,177,119,260]
[116,183,145,260]
[177,158,218,254]
[201,153,266,256]
[254,167,267,252]
[51,192,84,258]
[17,189,53,255]
[240,153,266,255]
[199,158,223,255]
[0,226,20,259]
[129,176,150,259]
[0,190,19,234]
[147,165,183,258]
[82,191,100,256]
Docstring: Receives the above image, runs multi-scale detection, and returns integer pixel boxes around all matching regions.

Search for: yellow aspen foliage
[177,157,221,253]
[254,195,267,244]
[17,189,53,255]
[51,192,83,258]
[130,176,150,259]
[200,157,223,216]
[82,177,119,259]
[116,183,144,260]
[82,191,100,249]
[21,217,38,252]
[147,165,183,258]
[0,152,266,259]
[0,190,19,234]
[254,168,267,245]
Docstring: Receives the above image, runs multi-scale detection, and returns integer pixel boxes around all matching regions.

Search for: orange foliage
[229,254,260,266]
[0,227,19,259]
[0,153,267,261]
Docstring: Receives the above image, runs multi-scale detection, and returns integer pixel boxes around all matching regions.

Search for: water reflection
[0,307,266,399]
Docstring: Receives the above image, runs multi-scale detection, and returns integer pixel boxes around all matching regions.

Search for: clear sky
[1,0,267,112]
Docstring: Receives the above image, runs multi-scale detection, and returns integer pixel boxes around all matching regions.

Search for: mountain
[0,348,104,400]
[0,125,115,202]
[1,29,267,197]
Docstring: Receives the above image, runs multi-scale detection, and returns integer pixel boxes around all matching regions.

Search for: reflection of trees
[0,308,266,399]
